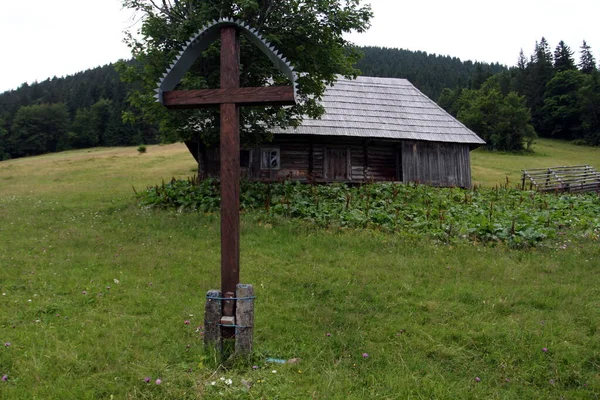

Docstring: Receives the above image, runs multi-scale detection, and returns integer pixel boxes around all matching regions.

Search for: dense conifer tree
[527,38,556,136]
[0,118,8,160]
[553,41,576,72]
[470,63,493,90]
[578,71,600,145]
[511,49,530,97]
[541,70,584,139]
[356,47,506,100]
[579,41,597,74]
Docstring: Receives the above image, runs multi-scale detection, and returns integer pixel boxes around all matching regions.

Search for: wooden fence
[521,165,600,193]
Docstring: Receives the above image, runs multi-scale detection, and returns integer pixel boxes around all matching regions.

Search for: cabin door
[325,147,349,180]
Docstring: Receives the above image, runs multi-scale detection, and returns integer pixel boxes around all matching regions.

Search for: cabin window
[260,148,280,170]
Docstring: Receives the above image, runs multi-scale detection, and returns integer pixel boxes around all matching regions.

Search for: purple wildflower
[475,377,481,382]
[144,377,151,383]
[1,375,7,381]
[252,365,258,370]
[184,320,190,325]
[326,332,331,337]
[82,291,87,295]
[4,342,10,347]
[362,353,369,358]
[542,347,548,353]
[155,378,162,385]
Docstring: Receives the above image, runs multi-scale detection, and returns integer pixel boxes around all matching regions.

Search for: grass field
[0,140,599,399]
[471,138,600,188]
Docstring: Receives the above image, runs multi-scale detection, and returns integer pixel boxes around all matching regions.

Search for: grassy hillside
[471,138,600,187]
[0,142,599,399]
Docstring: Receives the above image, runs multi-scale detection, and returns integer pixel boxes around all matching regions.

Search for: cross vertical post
[219,26,241,337]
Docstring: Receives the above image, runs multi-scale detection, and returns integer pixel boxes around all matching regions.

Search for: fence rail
[521,165,600,193]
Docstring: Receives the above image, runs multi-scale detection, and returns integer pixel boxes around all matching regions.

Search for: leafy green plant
[137,179,600,247]
[137,145,147,154]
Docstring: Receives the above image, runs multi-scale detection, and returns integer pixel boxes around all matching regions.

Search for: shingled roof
[273,76,485,145]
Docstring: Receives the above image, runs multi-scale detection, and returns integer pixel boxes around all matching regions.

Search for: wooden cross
[161,26,295,334]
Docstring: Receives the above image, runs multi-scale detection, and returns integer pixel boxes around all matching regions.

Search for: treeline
[0,64,158,161]
[437,39,600,151]
[2,41,598,160]
[1,47,501,161]
[356,46,508,100]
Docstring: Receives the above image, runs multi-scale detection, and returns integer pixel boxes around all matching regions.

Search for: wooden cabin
[186,76,485,188]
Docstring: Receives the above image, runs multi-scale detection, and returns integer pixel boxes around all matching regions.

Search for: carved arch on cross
[155,18,298,104]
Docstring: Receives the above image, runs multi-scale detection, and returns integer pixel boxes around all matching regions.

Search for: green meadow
[0,140,599,399]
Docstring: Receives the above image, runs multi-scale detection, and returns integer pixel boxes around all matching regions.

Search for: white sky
[1,0,599,93]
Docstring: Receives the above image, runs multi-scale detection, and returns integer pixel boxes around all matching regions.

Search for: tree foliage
[356,47,506,100]
[441,37,600,149]
[8,103,70,157]
[578,72,600,145]
[0,64,159,160]
[118,0,372,147]
[541,70,584,139]
[579,40,597,74]
[0,118,8,160]
[452,78,536,152]
[553,40,576,72]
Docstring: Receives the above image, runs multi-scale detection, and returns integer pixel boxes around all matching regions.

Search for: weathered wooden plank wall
[401,140,471,187]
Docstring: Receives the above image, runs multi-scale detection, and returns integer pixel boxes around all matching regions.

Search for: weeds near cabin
[137,179,600,247]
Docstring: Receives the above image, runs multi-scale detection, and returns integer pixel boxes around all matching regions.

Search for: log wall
[190,135,473,187]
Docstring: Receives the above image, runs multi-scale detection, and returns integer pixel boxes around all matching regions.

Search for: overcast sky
[1,0,599,93]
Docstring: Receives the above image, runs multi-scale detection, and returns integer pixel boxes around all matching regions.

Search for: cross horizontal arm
[163,86,296,109]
